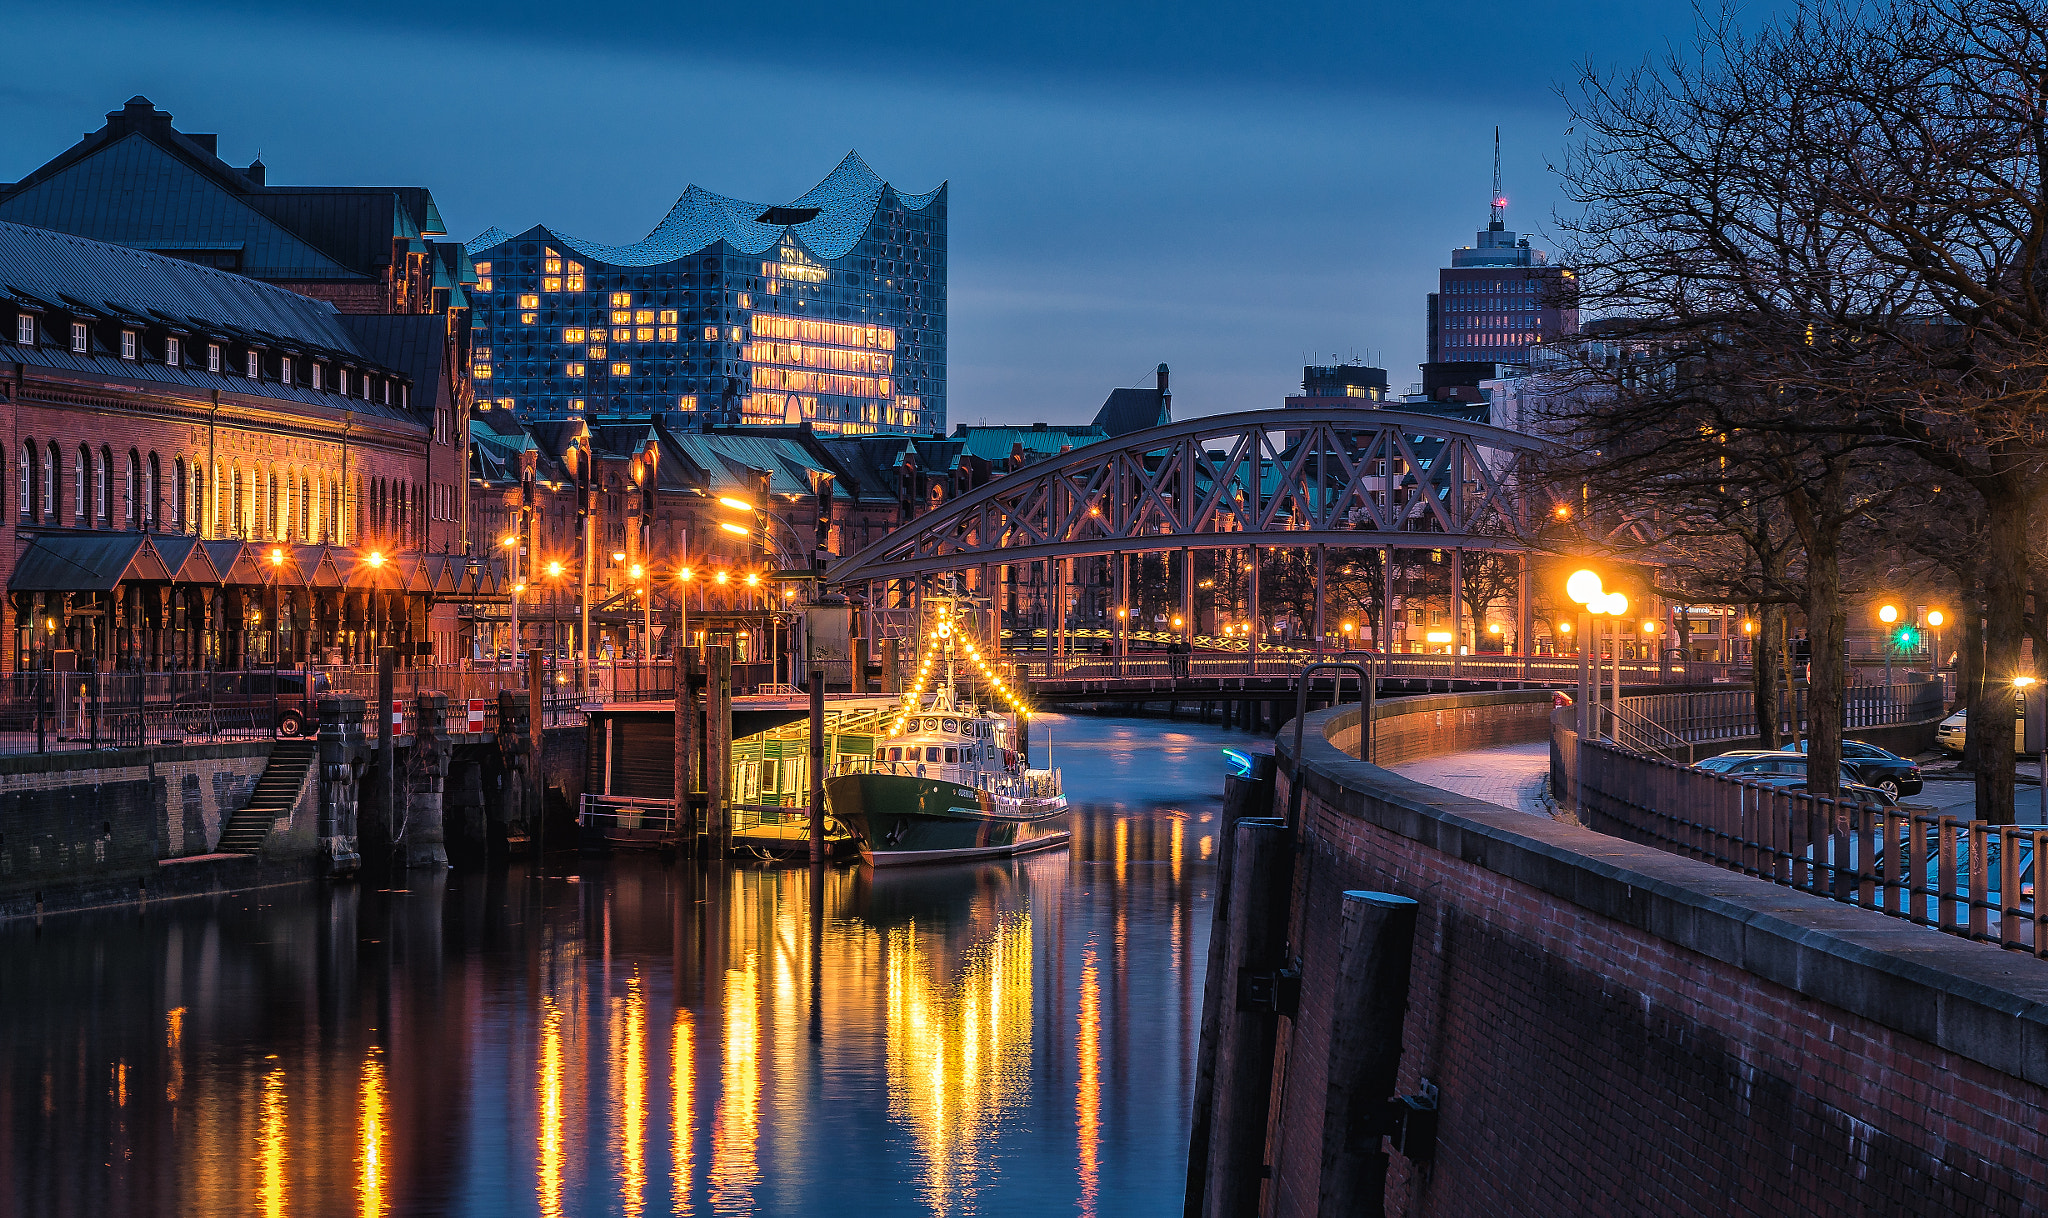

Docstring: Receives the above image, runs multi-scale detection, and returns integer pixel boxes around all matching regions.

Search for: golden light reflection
[884,914,1034,1215]
[673,1013,694,1213]
[1114,818,1129,885]
[360,1048,387,1218]
[709,952,760,1212]
[616,977,648,1218]
[260,1065,287,1218]
[1171,816,1184,889]
[538,1002,565,1218]
[1078,948,1101,1218]
[165,1007,185,1104]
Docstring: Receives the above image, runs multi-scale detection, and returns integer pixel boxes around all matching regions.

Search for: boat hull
[827,772,1069,867]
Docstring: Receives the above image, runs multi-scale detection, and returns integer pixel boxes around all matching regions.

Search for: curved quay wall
[1267,691,2048,1217]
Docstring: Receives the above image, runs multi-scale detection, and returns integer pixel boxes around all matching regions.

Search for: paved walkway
[1390,740,1552,815]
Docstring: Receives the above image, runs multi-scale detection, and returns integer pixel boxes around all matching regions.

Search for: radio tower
[1489,126,1506,232]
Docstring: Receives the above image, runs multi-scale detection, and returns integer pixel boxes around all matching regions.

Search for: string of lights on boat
[890,617,1030,736]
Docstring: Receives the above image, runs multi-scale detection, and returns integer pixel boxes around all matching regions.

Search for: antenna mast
[1490,126,1505,231]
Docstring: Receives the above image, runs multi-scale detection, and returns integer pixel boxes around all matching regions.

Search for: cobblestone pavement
[1390,740,1552,815]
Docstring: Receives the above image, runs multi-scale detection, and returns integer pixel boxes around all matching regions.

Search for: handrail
[1288,660,1372,832]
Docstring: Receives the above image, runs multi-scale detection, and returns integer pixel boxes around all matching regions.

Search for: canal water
[1,713,1249,1217]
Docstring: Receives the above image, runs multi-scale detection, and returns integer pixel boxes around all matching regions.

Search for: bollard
[1203,816,1295,1218]
[1317,890,1421,1217]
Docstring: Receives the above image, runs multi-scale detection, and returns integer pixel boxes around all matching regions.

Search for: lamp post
[2018,675,2045,822]
[502,533,521,663]
[1927,610,1945,690]
[1879,603,1899,688]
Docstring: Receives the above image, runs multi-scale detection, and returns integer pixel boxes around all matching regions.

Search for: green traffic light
[1896,626,1918,648]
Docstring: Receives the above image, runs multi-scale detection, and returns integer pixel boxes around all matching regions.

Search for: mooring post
[1316,890,1421,1217]
[527,648,546,860]
[708,645,732,858]
[1185,754,1276,1218]
[674,647,696,845]
[404,693,452,869]
[371,645,395,856]
[809,668,826,865]
[1203,815,1295,1218]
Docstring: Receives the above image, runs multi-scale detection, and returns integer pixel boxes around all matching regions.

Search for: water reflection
[0,713,1241,1217]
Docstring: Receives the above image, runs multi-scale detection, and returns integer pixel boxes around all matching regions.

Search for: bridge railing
[1010,649,1751,687]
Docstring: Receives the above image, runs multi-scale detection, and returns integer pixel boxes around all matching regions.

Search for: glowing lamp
[1878,604,1898,624]
[718,496,754,512]
[1566,570,1604,603]
[367,551,386,568]
[1642,620,1659,634]
[680,567,694,581]
[2016,676,2037,688]
[269,547,284,565]
[1927,610,1945,627]
[1557,621,1572,634]
[629,563,643,579]
[714,571,729,585]
[547,561,563,577]
[745,573,759,587]
[1602,592,1629,616]
[502,534,518,548]
[721,522,749,536]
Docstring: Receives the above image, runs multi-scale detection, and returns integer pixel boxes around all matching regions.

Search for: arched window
[124,450,139,530]
[43,442,56,524]
[300,475,311,541]
[97,446,111,524]
[171,458,183,532]
[190,462,203,535]
[231,467,243,536]
[75,446,87,525]
[18,441,32,520]
[144,453,158,531]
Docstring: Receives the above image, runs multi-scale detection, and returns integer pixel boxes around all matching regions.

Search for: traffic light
[1895,624,1919,651]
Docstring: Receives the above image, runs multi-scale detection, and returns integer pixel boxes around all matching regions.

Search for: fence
[0,669,303,754]
[1571,734,2044,957]
[1014,649,1751,688]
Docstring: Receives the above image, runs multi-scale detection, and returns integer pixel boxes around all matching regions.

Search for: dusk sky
[1,1,1750,424]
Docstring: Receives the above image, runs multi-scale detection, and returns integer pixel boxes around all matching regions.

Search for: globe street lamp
[1879,603,1899,686]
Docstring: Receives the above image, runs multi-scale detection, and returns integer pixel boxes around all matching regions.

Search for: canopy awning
[10,534,172,592]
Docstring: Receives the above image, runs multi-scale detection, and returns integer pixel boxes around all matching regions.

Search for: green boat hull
[826,772,1069,866]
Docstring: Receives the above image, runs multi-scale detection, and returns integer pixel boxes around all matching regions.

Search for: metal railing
[1574,737,2045,957]
[0,670,298,754]
[1620,681,1945,751]
[1011,649,1751,688]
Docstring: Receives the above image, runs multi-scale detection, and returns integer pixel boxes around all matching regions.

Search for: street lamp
[1879,603,1900,686]
[1927,610,1946,682]
[502,533,522,659]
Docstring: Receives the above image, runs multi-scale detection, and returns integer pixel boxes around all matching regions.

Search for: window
[658,309,678,325]
[566,362,586,377]
[518,294,539,309]
[207,343,221,372]
[16,442,28,518]
[14,314,32,345]
[543,278,562,293]
[610,292,632,308]
[120,330,137,359]
[43,443,55,522]
[588,345,607,359]
[571,398,586,412]
[70,322,88,354]
[310,362,322,390]
[562,328,586,344]
[611,327,631,342]
[634,327,654,342]
[474,363,493,380]
[96,448,109,522]
[657,327,679,342]
[633,309,655,325]
[611,310,632,326]
[339,369,350,396]
[520,312,537,325]
[565,262,584,291]
[124,451,137,528]
[544,251,562,275]
[611,363,631,376]
[172,458,184,531]
[74,447,86,524]
[166,336,181,366]
[279,357,293,385]
[475,261,492,293]
[704,326,719,341]
[246,349,260,379]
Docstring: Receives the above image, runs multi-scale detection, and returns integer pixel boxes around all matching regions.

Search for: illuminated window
[610,362,631,376]
[729,326,742,342]
[475,261,492,292]
[612,328,631,342]
[566,362,585,376]
[563,328,587,343]
[610,310,631,325]
[658,310,678,325]
[703,326,719,341]
[633,309,654,325]
[474,365,494,379]
[543,277,562,293]
[738,293,751,308]
[657,326,678,342]
[676,395,698,409]
[565,262,584,291]
[521,312,537,325]
[571,398,585,411]
[635,327,654,342]
[610,292,631,308]
[518,294,539,309]
[588,345,607,359]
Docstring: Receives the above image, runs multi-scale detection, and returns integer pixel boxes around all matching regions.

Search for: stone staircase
[216,739,318,854]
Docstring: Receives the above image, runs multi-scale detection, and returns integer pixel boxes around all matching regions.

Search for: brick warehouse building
[0,222,480,670]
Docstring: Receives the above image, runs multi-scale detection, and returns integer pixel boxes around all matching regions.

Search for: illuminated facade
[466,153,945,435]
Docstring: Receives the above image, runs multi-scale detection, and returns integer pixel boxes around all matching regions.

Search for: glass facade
[465,153,945,435]
[1425,221,1578,365]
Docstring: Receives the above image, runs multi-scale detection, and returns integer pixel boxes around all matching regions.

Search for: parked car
[1935,699,2026,756]
[1791,740,1923,797]
[1696,750,1872,794]
[171,670,330,737]
[1750,775,1902,808]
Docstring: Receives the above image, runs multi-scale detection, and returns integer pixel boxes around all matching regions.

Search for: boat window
[886,747,902,761]
[926,747,942,762]
[943,718,958,733]
[945,748,959,763]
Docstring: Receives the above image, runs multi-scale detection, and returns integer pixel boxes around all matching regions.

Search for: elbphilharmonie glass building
[465,153,945,435]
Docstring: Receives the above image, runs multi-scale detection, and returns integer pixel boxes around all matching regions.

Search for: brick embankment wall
[0,742,322,919]
[1266,696,2048,1218]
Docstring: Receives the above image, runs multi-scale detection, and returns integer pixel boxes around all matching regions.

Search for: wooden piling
[674,649,697,843]
[527,649,545,856]
[1203,815,1294,1218]
[1316,890,1420,1218]
[708,645,732,857]
[1184,757,1275,1217]
[809,669,826,865]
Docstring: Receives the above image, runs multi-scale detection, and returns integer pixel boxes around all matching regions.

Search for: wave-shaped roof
[463,152,940,266]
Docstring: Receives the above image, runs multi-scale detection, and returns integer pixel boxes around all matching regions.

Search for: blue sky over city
[0,1,1753,423]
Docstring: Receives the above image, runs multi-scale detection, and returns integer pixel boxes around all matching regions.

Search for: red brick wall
[1265,699,2048,1218]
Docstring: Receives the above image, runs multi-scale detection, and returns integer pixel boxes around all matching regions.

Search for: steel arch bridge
[826,407,1558,584]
